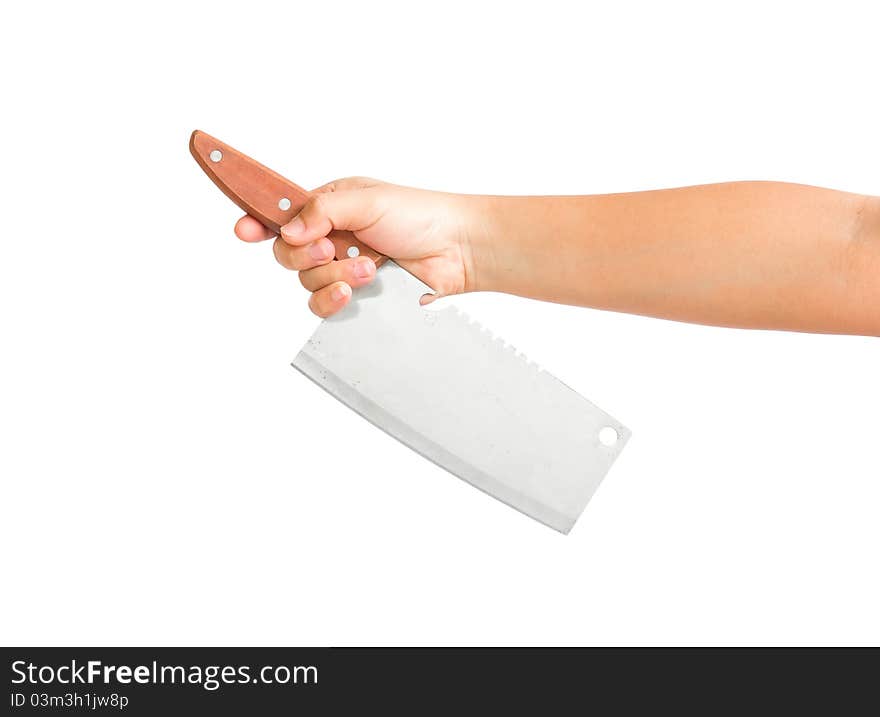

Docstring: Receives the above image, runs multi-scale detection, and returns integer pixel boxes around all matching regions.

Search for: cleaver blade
[293,261,629,533]
[190,130,629,533]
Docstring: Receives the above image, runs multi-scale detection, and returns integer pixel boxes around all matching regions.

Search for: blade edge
[292,350,575,533]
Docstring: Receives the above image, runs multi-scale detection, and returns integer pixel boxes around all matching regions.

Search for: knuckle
[272,239,289,267]
[299,268,322,291]
[345,259,364,282]
[286,248,315,272]
[274,238,309,270]
[309,193,329,218]
[324,177,358,192]
[307,295,324,318]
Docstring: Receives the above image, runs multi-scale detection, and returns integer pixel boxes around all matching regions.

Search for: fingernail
[331,283,351,302]
[281,215,305,238]
[354,258,374,279]
[309,240,333,261]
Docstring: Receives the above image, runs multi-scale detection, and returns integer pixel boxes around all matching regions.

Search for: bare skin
[234,178,880,336]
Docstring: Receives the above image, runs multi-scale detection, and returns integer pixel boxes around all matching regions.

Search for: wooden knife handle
[189,130,386,266]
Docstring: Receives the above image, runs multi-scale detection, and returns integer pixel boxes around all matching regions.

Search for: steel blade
[292,261,629,533]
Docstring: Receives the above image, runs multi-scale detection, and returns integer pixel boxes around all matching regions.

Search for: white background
[1,1,878,646]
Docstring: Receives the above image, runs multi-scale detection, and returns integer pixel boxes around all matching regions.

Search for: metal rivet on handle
[209,150,222,162]
[347,246,360,258]
[278,197,292,211]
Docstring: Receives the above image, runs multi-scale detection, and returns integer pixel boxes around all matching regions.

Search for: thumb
[279,189,383,246]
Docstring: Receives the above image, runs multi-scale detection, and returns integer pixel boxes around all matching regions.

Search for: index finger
[234,215,276,243]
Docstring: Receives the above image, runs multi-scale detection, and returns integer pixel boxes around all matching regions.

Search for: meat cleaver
[190,130,630,533]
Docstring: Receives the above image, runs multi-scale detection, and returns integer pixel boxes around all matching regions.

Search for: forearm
[467,182,879,335]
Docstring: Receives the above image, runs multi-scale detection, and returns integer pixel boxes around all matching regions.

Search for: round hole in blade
[347,245,360,258]
[209,149,222,162]
[599,426,619,447]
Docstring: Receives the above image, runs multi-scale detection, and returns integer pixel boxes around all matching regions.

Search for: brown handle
[189,130,386,266]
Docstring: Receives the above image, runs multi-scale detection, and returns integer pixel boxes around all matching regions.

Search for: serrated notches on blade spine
[446,305,544,373]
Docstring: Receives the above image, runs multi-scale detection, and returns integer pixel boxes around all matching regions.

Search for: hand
[234,178,480,317]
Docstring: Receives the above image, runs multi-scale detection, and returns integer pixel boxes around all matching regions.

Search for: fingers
[234,215,275,243]
[235,176,380,244]
[299,256,376,292]
[273,238,377,317]
[308,281,352,318]
[235,181,384,319]
[279,189,382,246]
[272,236,336,272]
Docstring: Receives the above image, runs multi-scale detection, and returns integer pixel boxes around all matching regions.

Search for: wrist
[456,193,505,294]
[458,194,597,304]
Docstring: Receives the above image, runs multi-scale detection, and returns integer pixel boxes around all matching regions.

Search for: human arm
[235,179,879,335]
